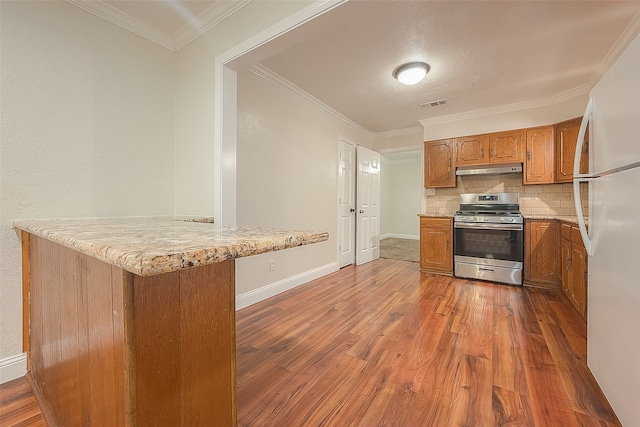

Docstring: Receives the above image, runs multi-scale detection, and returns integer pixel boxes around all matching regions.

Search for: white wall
[173,1,314,217]
[0,0,315,380]
[371,128,422,152]
[380,155,422,239]
[380,157,392,237]
[235,67,369,302]
[0,1,175,371]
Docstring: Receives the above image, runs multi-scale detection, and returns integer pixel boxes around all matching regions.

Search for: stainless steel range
[453,193,524,285]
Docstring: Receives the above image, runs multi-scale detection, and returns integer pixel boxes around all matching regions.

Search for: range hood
[455,163,522,176]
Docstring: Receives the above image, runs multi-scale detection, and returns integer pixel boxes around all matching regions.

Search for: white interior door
[356,145,381,265]
[338,139,356,268]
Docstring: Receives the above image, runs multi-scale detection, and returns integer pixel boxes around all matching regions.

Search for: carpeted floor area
[379,237,420,263]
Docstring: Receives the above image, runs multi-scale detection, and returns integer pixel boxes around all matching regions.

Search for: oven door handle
[454,222,523,231]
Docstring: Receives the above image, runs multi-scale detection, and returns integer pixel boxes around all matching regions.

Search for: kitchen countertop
[418,213,586,225]
[13,217,329,277]
[523,215,588,226]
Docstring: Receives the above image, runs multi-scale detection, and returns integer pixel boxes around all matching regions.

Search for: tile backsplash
[425,174,588,217]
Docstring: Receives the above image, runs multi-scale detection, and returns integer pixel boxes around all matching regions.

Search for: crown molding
[379,145,422,154]
[173,0,253,51]
[247,63,372,138]
[65,0,175,50]
[245,65,423,141]
[65,0,252,52]
[371,127,423,139]
[419,84,590,128]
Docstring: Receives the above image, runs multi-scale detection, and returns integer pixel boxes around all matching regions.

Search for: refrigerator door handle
[573,98,594,256]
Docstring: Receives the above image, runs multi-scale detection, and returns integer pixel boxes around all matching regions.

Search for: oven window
[454,228,523,262]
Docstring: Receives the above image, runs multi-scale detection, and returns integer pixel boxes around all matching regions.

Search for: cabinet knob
[350,208,355,213]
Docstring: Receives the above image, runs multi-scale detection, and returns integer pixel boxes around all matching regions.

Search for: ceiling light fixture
[392,61,431,85]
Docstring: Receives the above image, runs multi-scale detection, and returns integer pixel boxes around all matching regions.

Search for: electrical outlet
[269,260,275,272]
[426,188,436,196]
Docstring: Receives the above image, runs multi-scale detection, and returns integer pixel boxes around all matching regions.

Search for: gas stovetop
[456,210,522,216]
[454,193,523,224]
[454,212,523,224]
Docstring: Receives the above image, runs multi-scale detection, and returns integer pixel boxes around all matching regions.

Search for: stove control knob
[502,217,514,223]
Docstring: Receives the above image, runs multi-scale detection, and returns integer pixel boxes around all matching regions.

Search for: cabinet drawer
[420,217,451,229]
[561,223,572,240]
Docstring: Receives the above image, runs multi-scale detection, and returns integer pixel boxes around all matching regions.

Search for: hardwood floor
[0,376,46,426]
[1,258,619,426]
[235,258,618,426]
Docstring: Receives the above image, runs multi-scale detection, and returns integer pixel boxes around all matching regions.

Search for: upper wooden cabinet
[420,217,453,275]
[424,140,456,188]
[555,117,589,183]
[489,130,525,164]
[455,135,489,166]
[524,126,555,185]
[424,117,583,188]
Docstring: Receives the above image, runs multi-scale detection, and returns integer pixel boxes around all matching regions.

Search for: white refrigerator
[573,33,640,426]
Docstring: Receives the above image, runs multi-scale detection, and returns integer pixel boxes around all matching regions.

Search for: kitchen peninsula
[13,217,329,426]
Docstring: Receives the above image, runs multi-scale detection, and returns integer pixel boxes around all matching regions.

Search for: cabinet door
[420,218,452,274]
[571,241,588,318]
[525,220,561,285]
[561,237,572,296]
[524,126,555,184]
[424,140,456,188]
[555,118,589,183]
[489,130,524,164]
[455,135,489,166]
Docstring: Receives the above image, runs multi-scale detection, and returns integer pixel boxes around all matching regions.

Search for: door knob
[350,208,356,213]
[359,210,365,214]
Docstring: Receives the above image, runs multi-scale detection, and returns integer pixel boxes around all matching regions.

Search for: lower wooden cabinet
[420,217,453,275]
[525,219,561,287]
[561,223,588,318]
[561,236,572,295]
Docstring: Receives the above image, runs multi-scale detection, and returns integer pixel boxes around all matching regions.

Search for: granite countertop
[523,215,587,226]
[13,217,329,277]
[418,213,586,225]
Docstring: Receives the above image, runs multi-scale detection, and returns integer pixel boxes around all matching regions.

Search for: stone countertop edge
[417,213,585,225]
[13,217,329,277]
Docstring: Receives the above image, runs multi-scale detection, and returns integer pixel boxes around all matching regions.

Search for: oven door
[454,222,524,285]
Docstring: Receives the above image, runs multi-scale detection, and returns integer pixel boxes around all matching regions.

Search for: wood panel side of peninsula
[24,233,236,426]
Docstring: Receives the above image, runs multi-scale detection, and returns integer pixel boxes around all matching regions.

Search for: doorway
[338,139,381,268]
[378,149,422,263]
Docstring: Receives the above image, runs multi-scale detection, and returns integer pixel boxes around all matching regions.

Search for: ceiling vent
[419,98,448,109]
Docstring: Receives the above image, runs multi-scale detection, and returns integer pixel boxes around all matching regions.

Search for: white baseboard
[0,353,27,384]
[237,262,338,310]
[380,233,420,240]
